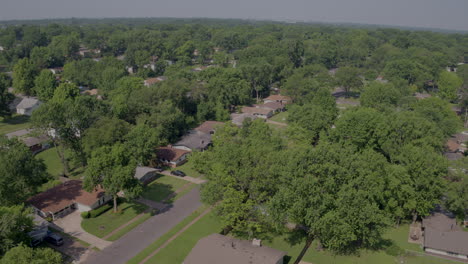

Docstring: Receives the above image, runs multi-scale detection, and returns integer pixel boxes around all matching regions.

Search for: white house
[16,97,41,116]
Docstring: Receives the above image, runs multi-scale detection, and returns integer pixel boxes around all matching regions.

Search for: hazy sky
[1,0,467,31]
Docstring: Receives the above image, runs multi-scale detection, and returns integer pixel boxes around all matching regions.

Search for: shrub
[81,211,90,219]
[89,204,112,218]
[385,244,404,256]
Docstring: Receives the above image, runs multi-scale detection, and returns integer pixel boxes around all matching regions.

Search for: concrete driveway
[52,210,112,250]
[83,187,202,264]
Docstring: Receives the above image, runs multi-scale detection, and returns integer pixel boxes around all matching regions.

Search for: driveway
[83,187,202,264]
[52,210,112,250]
[46,234,91,264]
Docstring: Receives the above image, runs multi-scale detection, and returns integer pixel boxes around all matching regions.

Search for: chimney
[252,238,261,247]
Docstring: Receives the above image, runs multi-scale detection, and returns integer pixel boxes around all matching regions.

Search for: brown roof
[263,94,291,102]
[423,213,468,255]
[84,89,99,96]
[27,180,105,214]
[194,121,224,134]
[184,234,286,264]
[144,78,160,86]
[22,135,48,147]
[446,139,460,152]
[242,106,272,116]
[156,146,191,162]
[254,102,285,111]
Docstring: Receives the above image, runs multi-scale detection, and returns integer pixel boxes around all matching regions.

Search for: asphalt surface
[83,187,202,264]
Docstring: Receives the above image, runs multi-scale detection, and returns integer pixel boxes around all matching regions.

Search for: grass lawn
[107,212,153,241]
[127,205,209,264]
[35,147,85,179]
[81,201,148,238]
[0,115,31,135]
[144,211,223,264]
[269,111,288,123]
[169,159,204,178]
[141,175,189,203]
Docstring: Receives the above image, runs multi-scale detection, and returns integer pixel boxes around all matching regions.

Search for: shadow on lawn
[142,182,176,203]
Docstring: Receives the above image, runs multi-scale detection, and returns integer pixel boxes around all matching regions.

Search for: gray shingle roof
[174,130,212,151]
[16,97,40,110]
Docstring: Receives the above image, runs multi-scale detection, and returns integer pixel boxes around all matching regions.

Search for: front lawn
[35,147,85,179]
[81,201,148,238]
[141,175,189,203]
[144,211,223,264]
[0,115,31,135]
[169,160,204,178]
[269,111,288,123]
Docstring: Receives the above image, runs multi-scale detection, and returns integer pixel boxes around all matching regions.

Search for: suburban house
[134,166,159,185]
[77,46,101,57]
[241,106,273,119]
[48,67,63,75]
[263,94,292,104]
[194,121,224,135]
[174,130,213,151]
[144,76,167,87]
[0,46,4,51]
[27,180,112,221]
[231,113,259,127]
[22,135,50,153]
[183,233,286,264]
[156,145,191,168]
[254,101,286,113]
[16,97,41,116]
[414,92,432,100]
[422,213,468,261]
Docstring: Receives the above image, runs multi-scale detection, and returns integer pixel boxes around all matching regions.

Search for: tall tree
[12,58,38,95]
[33,70,57,101]
[0,73,12,118]
[437,71,462,102]
[0,137,49,206]
[0,244,62,264]
[334,67,363,96]
[0,205,33,255]
[84,143,142,212]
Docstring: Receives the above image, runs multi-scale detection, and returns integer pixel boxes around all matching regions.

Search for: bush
[89,204,112,218]
[81,211,90,219]
[385,243,405,256]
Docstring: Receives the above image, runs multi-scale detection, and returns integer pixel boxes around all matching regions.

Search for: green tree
[360,82,401,110]
[334,67,363,96]
[437,71,462,102]
[51,82,79,103]
[445,157,468,221]
[0,205,33,255]
[125,123,162,166]
[0,73,12,117]
[0,244,62,264]
[0,137,49,206]
[82,117,131,157]
[412,97,460,137]
[12,58,38,95]
[84,143,142,212]
[33,70,57,101]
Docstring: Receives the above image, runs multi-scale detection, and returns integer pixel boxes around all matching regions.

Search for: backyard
[0,115,31,135]
[168,159,204,178]
[81,201,149,239]
[141,174,193,203]
[269,111,288,123]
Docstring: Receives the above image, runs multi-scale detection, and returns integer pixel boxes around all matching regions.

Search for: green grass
[0,115,31,135]
[107,212,153,241]
[144,211,222,264]
[127,205,209,264]
[269,111,289,123]
[169,160,204,178]
[35,147,85,179]
[49,226,91,248]
[81,201,148,238]
[141,175,188,203]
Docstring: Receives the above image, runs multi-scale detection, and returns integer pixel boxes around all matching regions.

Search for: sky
[0,0,467,31]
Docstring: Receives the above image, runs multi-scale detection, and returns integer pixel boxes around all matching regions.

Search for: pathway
[160,170,207,184]
[52,211,112,250]
[83,187,202,264]
[139,206,212,264]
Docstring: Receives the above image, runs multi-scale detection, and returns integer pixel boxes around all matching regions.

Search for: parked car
[45,231,64,246]
[171,170,186,177]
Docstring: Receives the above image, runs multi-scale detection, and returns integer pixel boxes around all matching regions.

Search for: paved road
[83,187,202,264]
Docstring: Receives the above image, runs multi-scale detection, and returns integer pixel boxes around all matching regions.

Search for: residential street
[82,187,202,264]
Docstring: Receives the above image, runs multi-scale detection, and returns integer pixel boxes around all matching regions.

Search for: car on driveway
[45,231,64,246]
[171,170,186,177]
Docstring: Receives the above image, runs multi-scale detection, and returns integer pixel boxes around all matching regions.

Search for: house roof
[134,166,158,180]
[184,234,286,264]
[263,94,291,102]
[446,139,460,152]
[423,213,468,255]
[174,131,212,151]
[16,97,40,110]
[194,121,224,135]
[231,113,258,126]
[156,146,191,162]
[144,78,161,86]
[22,135,48,147]
[454,132,468,144]
[83,89,99,96]
[414,92,432,100]
[444,152,463,161]
[27,180,105,214]
[242,106,273,116]
[254,102,285,111]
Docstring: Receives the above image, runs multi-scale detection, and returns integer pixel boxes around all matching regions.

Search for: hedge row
[81,204,112,219]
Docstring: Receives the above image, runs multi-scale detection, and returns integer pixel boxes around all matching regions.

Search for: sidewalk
[160,171,207,184]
